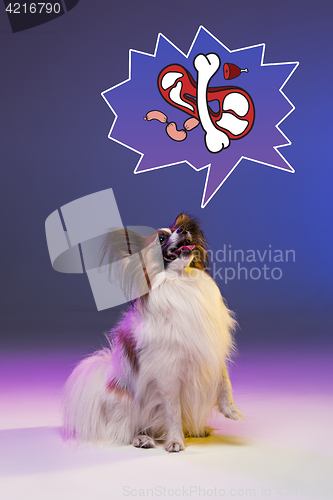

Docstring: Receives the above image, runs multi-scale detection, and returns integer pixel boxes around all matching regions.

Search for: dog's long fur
[63,213,242,452]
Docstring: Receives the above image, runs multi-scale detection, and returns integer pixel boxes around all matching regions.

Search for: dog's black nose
[177,226,188,235]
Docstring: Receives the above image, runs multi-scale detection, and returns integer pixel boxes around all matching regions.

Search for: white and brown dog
[63,213,242,452]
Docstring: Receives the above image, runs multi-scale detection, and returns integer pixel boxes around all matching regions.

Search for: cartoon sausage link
[166,122,187,142]
[144,110,168,123]
[184,117,199,131]
[144,111,198,142]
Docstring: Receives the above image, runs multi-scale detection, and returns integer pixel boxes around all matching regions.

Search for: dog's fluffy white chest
[137,268,234,369]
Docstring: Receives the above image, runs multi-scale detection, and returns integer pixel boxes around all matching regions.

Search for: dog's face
[157,213,209,272]
[99,213,210,300]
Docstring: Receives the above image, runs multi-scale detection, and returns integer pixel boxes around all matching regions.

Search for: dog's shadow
[0,426,146,476]
[0,426,251,476]
[186,432,251,448]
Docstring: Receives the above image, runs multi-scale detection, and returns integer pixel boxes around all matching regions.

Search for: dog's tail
[62,349,133,444]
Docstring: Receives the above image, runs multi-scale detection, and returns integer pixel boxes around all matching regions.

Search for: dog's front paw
[164,440,185,453]
[133,435,155,449]
[219,402,244,420]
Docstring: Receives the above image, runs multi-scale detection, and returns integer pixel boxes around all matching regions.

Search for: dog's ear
[99,229,130,267]
[99,229,161,301]
[172,213,184,230]
[172,212,194,230]
[99,229,153,267]
[172,212,202,235]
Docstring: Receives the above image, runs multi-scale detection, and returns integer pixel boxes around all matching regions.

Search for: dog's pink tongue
[174,245,195,255]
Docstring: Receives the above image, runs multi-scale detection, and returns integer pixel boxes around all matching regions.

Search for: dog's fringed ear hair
[99,229,131,269]
[99,229,153,267]
[99,228,162,302]
[99,228,150,285]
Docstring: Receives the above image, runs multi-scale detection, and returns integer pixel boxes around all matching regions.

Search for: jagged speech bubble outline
[102,26,298,208]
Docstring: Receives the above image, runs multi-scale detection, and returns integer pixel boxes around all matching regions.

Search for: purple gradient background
[0,0,332,495]
[0,0,332,352]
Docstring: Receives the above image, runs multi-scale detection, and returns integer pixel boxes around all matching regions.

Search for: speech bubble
[102,26,298,207]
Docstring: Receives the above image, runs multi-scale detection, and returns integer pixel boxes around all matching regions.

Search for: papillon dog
[63,213,243,452]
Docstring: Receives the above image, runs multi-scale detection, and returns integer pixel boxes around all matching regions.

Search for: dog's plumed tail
[62,349,134,444]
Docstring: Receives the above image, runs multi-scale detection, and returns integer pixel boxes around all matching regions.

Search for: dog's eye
[159,235,165,243]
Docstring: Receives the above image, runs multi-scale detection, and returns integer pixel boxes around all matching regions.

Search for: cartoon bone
[193,54,230,153]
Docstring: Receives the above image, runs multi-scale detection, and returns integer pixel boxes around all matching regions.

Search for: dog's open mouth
[166,244,195,260]
[173,245,195,256]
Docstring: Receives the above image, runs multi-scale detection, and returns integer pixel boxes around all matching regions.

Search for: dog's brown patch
[107,378,132,400]
[116,329,139,373]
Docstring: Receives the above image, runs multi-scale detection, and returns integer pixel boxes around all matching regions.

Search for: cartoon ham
[223,63,248,80]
